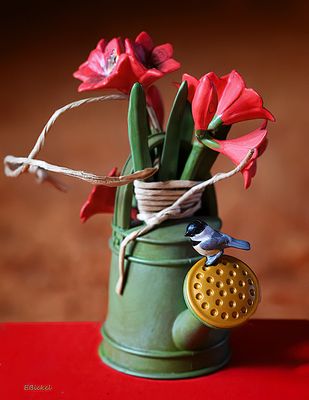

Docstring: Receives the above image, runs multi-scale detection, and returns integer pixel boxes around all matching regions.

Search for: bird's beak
[184,232,190,237]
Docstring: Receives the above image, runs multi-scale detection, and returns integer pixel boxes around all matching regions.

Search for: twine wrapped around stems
[115,148,254,295]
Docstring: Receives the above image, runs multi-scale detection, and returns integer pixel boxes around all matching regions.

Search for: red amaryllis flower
[80,167,118,222]
[212,123,268,188]
[208,70,275,129]
[192,76,218,131]
[125,31,180,87]
[182,70,275,130]
[73,38,137,94]
[146,85,164,128]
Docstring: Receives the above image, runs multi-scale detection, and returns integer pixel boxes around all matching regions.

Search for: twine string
[134,180,203,220]
[146,105,161,133]
[115,149,254,295]
[2,94,156,189]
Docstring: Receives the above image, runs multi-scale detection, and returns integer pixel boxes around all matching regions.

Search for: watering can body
[99,218,230,379]
[99,134,230,378]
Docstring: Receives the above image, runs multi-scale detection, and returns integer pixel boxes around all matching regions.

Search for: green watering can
[99,133,231,379]
[99,84,260,379]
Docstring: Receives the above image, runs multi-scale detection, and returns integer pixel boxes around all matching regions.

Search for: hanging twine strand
[4,155,156,186]
[3,94,163,188]
[2,94,160,189]
[115,148,254,295]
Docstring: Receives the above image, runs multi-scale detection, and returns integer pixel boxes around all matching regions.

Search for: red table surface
[0,320,308,400]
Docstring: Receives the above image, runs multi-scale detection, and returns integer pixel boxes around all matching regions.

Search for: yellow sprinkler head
[184,255,260,329]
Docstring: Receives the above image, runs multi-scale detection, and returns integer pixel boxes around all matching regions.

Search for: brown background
[1,1,308,321]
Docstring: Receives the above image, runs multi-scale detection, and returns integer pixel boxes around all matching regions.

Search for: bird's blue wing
[199,231,228,250]
[199,238,218,250]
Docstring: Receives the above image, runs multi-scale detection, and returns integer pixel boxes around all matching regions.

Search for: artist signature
[24,384,53,391]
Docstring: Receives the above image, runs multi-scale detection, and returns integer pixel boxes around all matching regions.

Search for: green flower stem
[180,140,206,180]
[208,115,222,131]
[158,81,188,181]
[180,131,220,180]
[199,137,220,149]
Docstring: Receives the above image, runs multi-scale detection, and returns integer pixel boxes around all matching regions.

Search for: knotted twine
[115,148,254,295]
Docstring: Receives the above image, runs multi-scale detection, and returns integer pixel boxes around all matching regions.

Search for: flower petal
[156,58,180,73]
[207,72,229,99]
[73,61,101,82]
[216,70,245,116]
[138,68,164,87]
[80,167,118,222]
[182,73,199,102]
[125,35,179,87]
[212,124,268,188]
[192,76,218,130]
[96,38,106,52]
[73,37,142,94]
[85,48,106,76]
[124,38,136,57]
[216,127,268,157]
[104,37,124,56]
[135,31,154,52]
[152,43,173,65]
[90,54,136,94]
[221,87,275,125]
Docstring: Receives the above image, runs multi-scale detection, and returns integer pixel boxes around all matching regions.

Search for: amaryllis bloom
[146,85,164,128]
[182,70,275,130]
[125,31,180,87]
[80,167,118,222]
[73,38,137,94]
[192,76,218,131]
[210,123,268,189]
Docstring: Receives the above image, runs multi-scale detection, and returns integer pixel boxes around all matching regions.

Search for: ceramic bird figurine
[185,220,250,265]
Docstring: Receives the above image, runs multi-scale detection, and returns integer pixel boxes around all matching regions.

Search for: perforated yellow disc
[184,255,260,329]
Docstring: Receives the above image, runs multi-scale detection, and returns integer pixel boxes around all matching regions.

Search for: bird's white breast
[193,244,219,256]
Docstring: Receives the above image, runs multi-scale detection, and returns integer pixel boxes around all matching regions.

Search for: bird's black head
[185,220,207,237]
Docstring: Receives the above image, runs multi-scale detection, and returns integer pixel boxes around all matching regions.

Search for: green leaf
[158,81,188,181]
[180,101,194,146]
[127,83,152,173]
[177,101,194,177]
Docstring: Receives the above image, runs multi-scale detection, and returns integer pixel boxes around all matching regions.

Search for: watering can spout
[173,255,260,351]
[172,309,228,351]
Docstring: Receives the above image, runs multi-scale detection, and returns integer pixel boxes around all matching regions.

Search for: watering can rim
[111,216,222,245]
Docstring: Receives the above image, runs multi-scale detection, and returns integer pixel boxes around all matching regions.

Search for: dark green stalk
[127,83,153,175]
[181,125,231,180]
[158,81,188,181]
[180,125,231,216]
[195,125,231,217]
[180,140,206,180]
[180,101,194,147]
